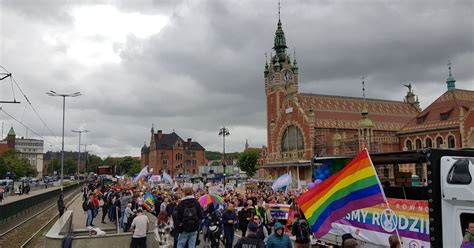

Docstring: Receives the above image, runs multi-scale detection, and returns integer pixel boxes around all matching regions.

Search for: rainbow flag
[143,192,155,211]
[296,149,385,238]
[136,177,144,187]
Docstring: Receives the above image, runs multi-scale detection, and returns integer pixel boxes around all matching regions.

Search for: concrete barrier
[45,210,157,248]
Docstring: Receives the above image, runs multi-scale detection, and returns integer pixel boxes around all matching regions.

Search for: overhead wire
[0,108,57,148]
[0,65,59,141]
[0,65,60,149]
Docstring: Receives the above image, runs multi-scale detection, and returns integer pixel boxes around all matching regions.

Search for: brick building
[260,16,473,182]
[141,127,206,178]
[0,127,16,155]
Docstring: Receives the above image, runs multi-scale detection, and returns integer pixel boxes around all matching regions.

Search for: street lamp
[72,129,89,177]
[46,90,81,191]
[81,144,91,174]
[218,126,230,187]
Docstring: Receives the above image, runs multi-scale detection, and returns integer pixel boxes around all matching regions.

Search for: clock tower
[264,11,301,162]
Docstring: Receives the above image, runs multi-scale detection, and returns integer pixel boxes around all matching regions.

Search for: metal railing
[0,182,82,223]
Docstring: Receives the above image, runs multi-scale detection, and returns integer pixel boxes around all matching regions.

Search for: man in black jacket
[234,221,265,248]
[176,187,203,248]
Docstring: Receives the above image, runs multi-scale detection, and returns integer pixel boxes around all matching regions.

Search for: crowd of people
[80,178,401,248]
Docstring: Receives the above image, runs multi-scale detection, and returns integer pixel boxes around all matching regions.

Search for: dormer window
[440,113,449,120]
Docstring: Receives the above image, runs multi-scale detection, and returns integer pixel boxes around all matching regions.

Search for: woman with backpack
[291,212,311,248]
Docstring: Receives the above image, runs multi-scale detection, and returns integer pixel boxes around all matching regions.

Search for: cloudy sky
[0,0,472,158]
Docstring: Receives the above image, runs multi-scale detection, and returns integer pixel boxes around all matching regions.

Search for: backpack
[296,219,310,243]
[82,200,88,212]
[182,202,199,232]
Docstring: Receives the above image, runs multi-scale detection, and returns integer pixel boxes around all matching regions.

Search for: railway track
[0,189,81,248]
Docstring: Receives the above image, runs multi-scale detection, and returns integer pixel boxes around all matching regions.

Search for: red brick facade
[141,128,207,178]
[261,18,474,183]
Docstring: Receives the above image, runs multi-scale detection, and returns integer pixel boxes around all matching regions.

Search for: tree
[128,164,141,176]
[0,149,36,179]
[87,154,103,173]
[236,148,260,178]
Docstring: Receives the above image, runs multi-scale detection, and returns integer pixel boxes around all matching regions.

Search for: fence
[0,182,82,223]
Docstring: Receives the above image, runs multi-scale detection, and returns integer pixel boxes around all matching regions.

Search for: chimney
[187,138,192,146]
[157,130,163,139]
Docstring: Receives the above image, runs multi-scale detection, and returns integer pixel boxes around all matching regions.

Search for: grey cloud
[0,0,472,157]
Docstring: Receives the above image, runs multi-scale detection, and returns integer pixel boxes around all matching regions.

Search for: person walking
[253,215,268,242]
[234,221,265,248]
[57,194,66,217]
[176,187,203,248]
[291,212,311,248]
[222,203,237,248]
[266,222,292,248]
[130,208,149,248]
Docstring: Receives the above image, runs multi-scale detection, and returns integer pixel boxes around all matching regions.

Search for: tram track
[0,188,81,247]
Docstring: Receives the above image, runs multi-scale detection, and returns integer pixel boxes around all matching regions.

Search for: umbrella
[199,194,224,206]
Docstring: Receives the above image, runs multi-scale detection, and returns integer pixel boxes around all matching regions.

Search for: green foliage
[0,149,37,179]
[210,161,220,166]
[236,148,260,177]
[205,151,222,161]
[128,163,142,176]
[86,154,103,173]
[206,151,240,162]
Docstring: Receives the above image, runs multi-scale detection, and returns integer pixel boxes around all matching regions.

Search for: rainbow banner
[329,198,430,247]
[297,149,385,238]
[143,192,155,211]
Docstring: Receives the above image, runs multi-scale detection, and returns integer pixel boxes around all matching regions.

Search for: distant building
[0,127,16,155]
[141,127,207,178]
[16,137,44,177]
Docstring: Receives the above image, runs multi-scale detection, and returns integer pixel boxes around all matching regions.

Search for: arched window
[448,135,456,148]
[281,125,304,152]
[406,140,413,150]
[425,138,433,148]
[415,139,422,149]
[436,137,444,148]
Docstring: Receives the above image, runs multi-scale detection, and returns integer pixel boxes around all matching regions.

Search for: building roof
[398,89,474,133]
[155,132,183,149]
[297,93,420,131]
[183,141,205,150]
[7,127,15,136]
[154,132,205,151]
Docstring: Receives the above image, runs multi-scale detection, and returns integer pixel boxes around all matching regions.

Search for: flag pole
[364,148,403,246]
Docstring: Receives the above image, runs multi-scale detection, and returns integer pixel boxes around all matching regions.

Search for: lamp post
[72,129,89,177]
[218,126,230,187]
[81,144,91,174]
[46,91,81,191]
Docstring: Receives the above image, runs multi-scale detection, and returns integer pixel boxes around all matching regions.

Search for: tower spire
[278,0,281,21]
[446,60,456,91]
[273,1,287,61]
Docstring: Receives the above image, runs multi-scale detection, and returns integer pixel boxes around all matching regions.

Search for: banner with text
[267,204,290,220]
[328,198,430,248]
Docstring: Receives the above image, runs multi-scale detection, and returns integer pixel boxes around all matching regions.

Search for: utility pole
[72,129,89,177]
[218,126,230,187]
[82,144,91,173]
[46,90,81,191]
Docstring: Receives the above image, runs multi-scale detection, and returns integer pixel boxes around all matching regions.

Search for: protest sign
[329,198,430,248]
[267,204,290,220]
